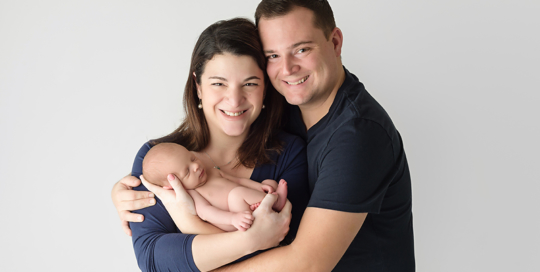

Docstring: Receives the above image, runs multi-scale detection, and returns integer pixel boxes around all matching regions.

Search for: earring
[198,100,203,109]
[262,104,266,109]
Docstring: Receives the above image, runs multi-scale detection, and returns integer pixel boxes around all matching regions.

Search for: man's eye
[212,83,224,86]
[245,83,258,86]
[298,48,307,53]
[267,54,278,59]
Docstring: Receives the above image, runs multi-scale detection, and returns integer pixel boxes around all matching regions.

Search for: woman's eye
[245,83,258,86]
[211,83,224,86]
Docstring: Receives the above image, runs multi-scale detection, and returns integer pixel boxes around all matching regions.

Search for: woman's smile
[221,109,247,117]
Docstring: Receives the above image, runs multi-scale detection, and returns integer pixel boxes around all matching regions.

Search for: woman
[111,18,310,271]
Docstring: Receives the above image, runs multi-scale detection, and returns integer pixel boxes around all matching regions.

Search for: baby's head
[142,143,208,190]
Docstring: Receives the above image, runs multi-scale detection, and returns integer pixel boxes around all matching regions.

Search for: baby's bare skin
[195,173,255,211]
[143,143,288,232]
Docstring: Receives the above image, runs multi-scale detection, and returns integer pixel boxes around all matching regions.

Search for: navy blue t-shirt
[284,67,415,271]
[129,131,310,272]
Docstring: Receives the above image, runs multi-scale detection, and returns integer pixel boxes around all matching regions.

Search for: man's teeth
[286,76,308,85]
[223,110,246,116]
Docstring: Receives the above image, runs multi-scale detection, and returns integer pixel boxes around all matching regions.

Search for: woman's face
[196,53,265,138]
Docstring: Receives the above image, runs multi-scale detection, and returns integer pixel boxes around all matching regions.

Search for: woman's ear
[193,72,201,98]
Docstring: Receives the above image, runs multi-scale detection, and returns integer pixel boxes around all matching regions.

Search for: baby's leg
[228,186,267,213]
[229,181,288,212]
[261,179,288,211]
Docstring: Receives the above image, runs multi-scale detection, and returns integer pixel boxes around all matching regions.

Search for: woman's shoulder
[131,141,154,177]
[135,141,154,156]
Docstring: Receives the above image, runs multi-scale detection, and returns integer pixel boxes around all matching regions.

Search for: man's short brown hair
[255,0,336,39]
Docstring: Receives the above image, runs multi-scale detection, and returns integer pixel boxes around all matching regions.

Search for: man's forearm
[214,244,296,272]
[215,207,367,272]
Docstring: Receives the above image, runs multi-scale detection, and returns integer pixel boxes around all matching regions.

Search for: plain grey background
[1,0,539,271]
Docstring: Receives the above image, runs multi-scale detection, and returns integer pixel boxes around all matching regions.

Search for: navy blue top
[129,131,310,272]
[284,67,415,271]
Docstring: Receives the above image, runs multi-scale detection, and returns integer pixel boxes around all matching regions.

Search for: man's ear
[330,27,343,57]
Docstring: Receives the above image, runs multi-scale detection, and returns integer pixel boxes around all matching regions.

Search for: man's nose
[282,55,299,76]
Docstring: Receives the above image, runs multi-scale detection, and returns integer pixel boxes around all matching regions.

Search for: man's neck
[300,69,346,130]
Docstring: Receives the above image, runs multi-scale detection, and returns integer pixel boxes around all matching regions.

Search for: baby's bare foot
[272,179,288,212]
[250,202,261,211]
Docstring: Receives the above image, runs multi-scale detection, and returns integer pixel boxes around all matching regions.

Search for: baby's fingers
[238,221,251,231]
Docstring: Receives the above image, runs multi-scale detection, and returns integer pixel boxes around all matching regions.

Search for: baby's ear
[163,185,173,190]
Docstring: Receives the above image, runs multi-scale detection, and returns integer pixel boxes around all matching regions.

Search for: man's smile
[284,75,309,85]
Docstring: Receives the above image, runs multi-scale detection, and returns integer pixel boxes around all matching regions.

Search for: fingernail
[138,215,143,221]
[150,199,156,205]
[167,174,174,181]
[148,193,154,198]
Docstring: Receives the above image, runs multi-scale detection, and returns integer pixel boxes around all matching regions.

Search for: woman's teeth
[286,76,309,85]
[223,110,246,117]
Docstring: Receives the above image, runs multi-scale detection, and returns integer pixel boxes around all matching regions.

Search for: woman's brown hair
[151,18,284,168]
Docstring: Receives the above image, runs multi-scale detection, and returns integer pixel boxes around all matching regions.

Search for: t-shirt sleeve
[129,142,200,272]
[274,133,310,241]
[308,119,396,213]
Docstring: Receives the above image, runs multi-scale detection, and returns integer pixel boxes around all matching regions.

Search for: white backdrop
[1,0,539,271]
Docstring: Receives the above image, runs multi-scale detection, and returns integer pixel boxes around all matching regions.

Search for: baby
[142,142,288,232]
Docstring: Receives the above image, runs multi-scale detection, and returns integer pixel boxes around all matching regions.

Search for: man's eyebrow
[264,41,314,54]
[244,76,261,82]
[292,41,314,48]
[208,76,227,81]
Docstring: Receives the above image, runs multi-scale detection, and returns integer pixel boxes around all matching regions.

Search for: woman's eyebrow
[208,76,227,81]
[244,76,261,82]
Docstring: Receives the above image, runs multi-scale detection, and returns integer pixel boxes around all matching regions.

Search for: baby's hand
[231,211,254,231]
[261,184,274,194]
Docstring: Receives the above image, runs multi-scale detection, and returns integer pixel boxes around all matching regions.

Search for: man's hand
[111,174,156,236]
[245,193,292,251]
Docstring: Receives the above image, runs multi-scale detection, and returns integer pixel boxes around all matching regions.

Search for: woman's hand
[111,174,156,236]
[140,174,197,216]
[245,193,292,251]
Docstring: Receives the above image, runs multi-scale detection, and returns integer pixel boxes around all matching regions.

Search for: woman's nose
[225,86,244,108]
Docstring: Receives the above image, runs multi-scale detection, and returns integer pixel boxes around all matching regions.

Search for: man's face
[258,7,342,109]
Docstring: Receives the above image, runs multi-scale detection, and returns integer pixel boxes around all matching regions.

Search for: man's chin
[284,95,308,106]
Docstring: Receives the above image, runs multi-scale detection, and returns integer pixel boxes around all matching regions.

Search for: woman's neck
[204,128,247,166]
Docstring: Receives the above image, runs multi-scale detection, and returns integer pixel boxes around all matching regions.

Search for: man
[114,1,414,271]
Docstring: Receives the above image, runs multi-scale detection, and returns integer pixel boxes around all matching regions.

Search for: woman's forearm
[170,207,224,235]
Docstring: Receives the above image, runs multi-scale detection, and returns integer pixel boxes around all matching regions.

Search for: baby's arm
[220,172,276,193]
[188,190,254,232]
